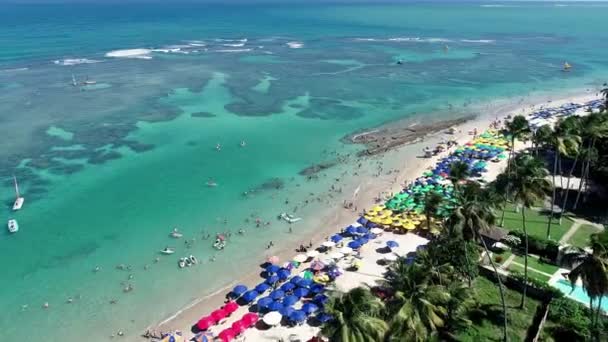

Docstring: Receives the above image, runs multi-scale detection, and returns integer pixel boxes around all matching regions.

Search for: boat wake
[53,58,102,66]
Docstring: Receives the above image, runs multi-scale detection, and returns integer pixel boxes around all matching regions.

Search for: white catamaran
[8,219,18,233]
[12,175,24,211]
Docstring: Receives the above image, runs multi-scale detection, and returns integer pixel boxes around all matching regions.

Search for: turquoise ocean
[1,2,608,341]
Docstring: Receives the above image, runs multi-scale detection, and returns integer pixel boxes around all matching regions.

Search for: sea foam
[53,58,102,66]
[105,49,153,59]
[286,41,304,49]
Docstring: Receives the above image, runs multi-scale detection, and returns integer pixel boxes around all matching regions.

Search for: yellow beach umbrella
[404,224,416,230]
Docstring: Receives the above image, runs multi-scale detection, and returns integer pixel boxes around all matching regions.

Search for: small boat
[240,140,246,147]
[12,176,24,211]
[206,179,218,187]
[396,59,403,65]
[215,143,221,151]
[170,228,183,238]
[8,219,18,233]
[279,213,302,224]
[82,76,96,85]
[160,247,175,255]
[563,62,572,72]
[188,255,198,265]
[178,258,186,268]
[213,235,226,250]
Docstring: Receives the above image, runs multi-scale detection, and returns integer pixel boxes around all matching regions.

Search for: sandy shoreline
[145,90,598,340]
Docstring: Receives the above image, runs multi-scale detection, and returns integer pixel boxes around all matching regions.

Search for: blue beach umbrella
[290,276,303,284]
[330,234,343,243]
[256,296,273,309]
[317,313,334,323]
[266,275,280,284]
[280,282,295,292]
[267,301,284,312]
[289,310,307,323]
[347,241,361,249]
[296,279,313,288]
[279,306,295,317]
[386,240,399,249]
[302,303,319,315]
[277,269,291,280]
[270,290,285,300]
[242,290,260,303]
[231,285,248,297]
[345,226,357,235]
[355,226,368,234]
[266,264,280,274]
[313,294,329,306]
[294,287,310,298]
[310,284,325,294]
[356,237,369,245]
[283,295,299,307]
[255,283,271,293]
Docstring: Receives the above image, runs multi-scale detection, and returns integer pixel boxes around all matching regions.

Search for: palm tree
[383,261,451,342]
[532,124,553,157]
[601,83,608,110]
[500,115,530,226]
[448,160,470,190]
[322,287,388,342]
[573,113,608,210]
[556,117,582,224]
[424,191,444,232]
[546,120,581,239]
[498,154,551,308]
[447,191,509,342]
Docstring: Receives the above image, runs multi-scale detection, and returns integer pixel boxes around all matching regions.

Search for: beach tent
[255,283,271,293]
[267,300,284,312]
[223,301,239,314]
[217,328,236,342]
[256,296,273,309]
[294,287,310,298]
[196,316,215,330]
[265,264,280,274]
[277,269,291,280]
[241,290,259,303]
[270,290,285,300]
[302,302,319,315]
[231,285,248,297]
[289,310,307,324]
[263,311,283,326]
[280,282,295,292]
[283,295,299,307]
[211,308,228,322]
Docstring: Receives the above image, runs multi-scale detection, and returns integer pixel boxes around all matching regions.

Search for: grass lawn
[508,263,552,282]
[455,277,540,342]
[567,224,602,248]
[500,204,573,241]
[511,255,559,276]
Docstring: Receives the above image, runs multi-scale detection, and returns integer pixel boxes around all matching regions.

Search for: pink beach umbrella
[218,328,236,342]
[231,320,246,334]
[241,312,259,327]
[196,316,215,330]
[223,301,239,314]
[267,255,279,264]
[211,308,228,322]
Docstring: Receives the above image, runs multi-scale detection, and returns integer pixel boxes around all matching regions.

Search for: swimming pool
[552,279,608,312]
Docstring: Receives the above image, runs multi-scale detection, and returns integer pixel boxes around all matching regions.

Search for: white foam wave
[215,38,248,43]
[0,67,28,73]
[480,4,506,7]
[214,48,252,53]
[287,41,304,49]
[223,43,245,47]
[53,58,101,66]
[105,49,153,59]
[355,37,453,43]
[460,39,496,44]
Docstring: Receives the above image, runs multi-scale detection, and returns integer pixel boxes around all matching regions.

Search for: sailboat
[563,62,572,72]
[12,175,24,211]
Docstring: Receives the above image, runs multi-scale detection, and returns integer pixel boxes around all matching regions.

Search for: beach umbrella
[321,241,335,248]
[313,294,329,306]
[283,295,299,307]
[241,290,259,303]
[242,312,259,327]
[317,313,334,323]
[266,275,280,285]
[277,269,291,280]
[302,302,319,315]
[310,283,325,294]
[231,320,246,334]
[211,308,228,322]
[330,234,343,243]
[297,278,313,288]
[290,275,303,284]
[255,283,271,293]
[280,282,295,292]
[196,316,215,330]
[231,285,247,297]
[256,296,273,309]
[267,300,284,312]
[345,226,357,235]
[289,310,307,324]
[193,332,214,342]
[270,290,285,300]
[302,270,314,280]
[306,250,320,258]
[162,333,185,342]
[293,254,307,263]
[355,226,368,235]
[280,306,295,317]
[294,287,310,298]
[265,264,280,274]
[217,328,236,342]
[310,260,325,271]
[339,247,353,255]
[386,240,399,249]
[223,301,239,314]
[347,241,361,249]
[267,255,279,264]
[370,227,383,235]
[263,311,283,326]
[329,252,344,260]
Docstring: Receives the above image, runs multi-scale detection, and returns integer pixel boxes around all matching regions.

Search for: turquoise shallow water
[1,2,608,341]
[553,279,608,312]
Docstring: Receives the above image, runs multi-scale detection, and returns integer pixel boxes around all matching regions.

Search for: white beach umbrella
[339,247,353,255]
[384,254,398,261]
[293,254,308,263]
[329,252,344,260]
[306,250,320,258]
[263,311,282,326]
[370,228,384,235]
[321,241,336,248]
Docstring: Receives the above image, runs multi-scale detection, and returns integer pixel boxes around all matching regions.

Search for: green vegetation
[508,264,552,282]
[567,224,602,248]
[501,204,573,241]
[511,255,559,276]
[542,297,608,341]
[454,277,539,342]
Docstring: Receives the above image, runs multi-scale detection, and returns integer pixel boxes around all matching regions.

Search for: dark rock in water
[121,140,154,153]
[186,140,198,146]
[88,150,122,165]
[191,112,216,118]
[299,161,338,176]
[255,177,285,190]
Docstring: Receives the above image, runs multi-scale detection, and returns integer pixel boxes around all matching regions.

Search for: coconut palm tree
[424,191,444,233]
[383,261,451,342]
[448,160,470,189]
[556,117,582,224]
[573,113,608,210]
[447,191,509,342]
[321,287,388,342]
[532,124,553,157]
[601,83,608,110]
[498,154,551,308]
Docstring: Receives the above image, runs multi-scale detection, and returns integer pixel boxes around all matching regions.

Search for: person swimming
[240,140,246,147]
[216,143,221,151]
